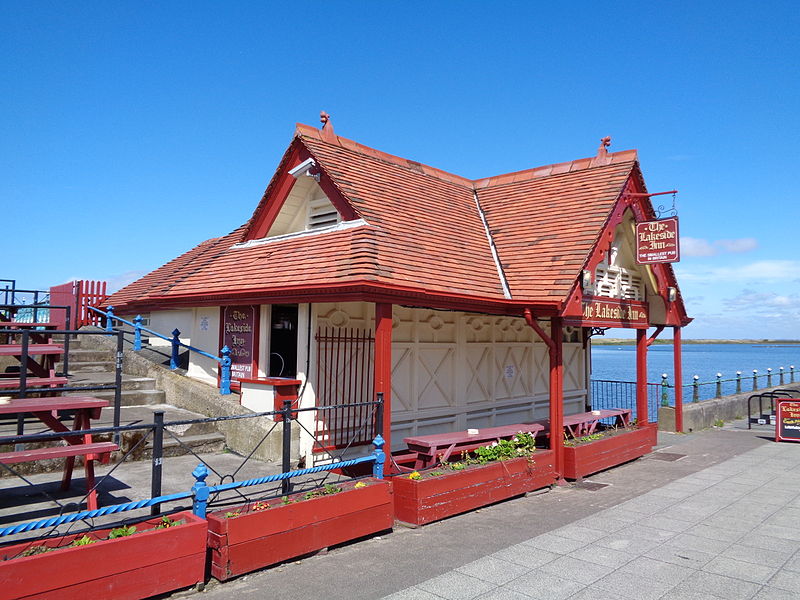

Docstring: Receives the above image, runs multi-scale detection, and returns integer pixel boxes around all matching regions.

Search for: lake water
[591,343,800,398]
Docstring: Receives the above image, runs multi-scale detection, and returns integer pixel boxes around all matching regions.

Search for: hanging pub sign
[636,217,680,264]
[220,305,259,382]
[775,400,800,443]
[565,297,649,328]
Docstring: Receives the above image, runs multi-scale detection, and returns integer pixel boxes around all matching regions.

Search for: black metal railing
[590,379,662,422]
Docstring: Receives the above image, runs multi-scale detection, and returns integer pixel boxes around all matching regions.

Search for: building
[106,115,690,473]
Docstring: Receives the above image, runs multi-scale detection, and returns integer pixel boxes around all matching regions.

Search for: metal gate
[314,327,374,452]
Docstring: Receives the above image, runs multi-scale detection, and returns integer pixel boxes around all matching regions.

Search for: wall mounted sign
[775,400,800,443]
[220,305,259,382]
[636,217,680,264]
[565,297,649,329]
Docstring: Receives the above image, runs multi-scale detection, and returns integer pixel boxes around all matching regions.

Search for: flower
[354,481,367,488]
[408,471,422,480]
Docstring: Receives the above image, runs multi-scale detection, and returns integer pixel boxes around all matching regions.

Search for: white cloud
[681,237,716,257]
[716,238,758,253]
[106,271,148,294]
[676,260,800,283]
[680,237,758,257]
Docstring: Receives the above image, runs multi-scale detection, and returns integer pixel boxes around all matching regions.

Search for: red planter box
[0,510,207,600]
[562,424,657,480]
[206,478,393,581]
[392,451,555,526]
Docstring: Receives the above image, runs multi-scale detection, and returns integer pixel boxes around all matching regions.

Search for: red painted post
[374,303,393,460]
[550,317,564,481]
[636,329,649,425]
[673,326,683,432]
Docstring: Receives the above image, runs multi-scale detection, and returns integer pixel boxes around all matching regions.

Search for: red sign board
[636,217,680,264]
[566,297,649,328]
[775,400,800,443]
[221,305,259,381]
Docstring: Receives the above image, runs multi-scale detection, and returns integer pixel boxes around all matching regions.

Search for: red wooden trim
[118,282,563,318]
[673,326,683,432]
[374,303,392,455]
[646,325,665,347]
[523,308,555,351]
[246,144,306,240]
[636,329,648,424]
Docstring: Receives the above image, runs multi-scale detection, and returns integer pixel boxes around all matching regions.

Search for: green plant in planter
[20,545,49,557]
[108,525,137,539]
[156,516,178,529]
[71,535,95,547]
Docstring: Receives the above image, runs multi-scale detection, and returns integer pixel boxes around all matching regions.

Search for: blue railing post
[780,367,785,386]
[220,345,231,395]
[767,368,773,388]
[715,373,722,398]
[660,374,669,407]
[105,305,115,333]
[371,434,385,479]
[692,375,699,402]
[191,463,210,519]
[753,369,758,391]
[736,371,742,394]
[133,314,143,351]
[170,329,181,369]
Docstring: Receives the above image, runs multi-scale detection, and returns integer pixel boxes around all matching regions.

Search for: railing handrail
[0,435,386,537]
[88,306,221,363]
[87,305,232,394]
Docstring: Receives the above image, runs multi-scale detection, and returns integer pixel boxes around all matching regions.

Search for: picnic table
[402,408,632,469]
[0,396,118,510]
[540,408,633,439]
[0,342,64,378]
[404,422,546,469]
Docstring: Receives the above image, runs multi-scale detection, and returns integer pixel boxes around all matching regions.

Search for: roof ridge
[296,123,638,191]
[296,123,474,188]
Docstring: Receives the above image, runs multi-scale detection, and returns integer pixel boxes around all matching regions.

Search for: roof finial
[598,136,612,155]
[320,110,335,141]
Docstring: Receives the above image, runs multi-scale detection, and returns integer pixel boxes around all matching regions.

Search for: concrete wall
[659,383,800,432]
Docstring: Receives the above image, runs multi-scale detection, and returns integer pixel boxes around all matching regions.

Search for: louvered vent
[594,266,643,301]
[308,197,341,230]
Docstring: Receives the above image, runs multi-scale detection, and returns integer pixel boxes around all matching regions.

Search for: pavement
[189,421,800,600]
[2,419,799,600]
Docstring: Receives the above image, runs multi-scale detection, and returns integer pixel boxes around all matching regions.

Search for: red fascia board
[116,282,562,318]
[245,140,359,241]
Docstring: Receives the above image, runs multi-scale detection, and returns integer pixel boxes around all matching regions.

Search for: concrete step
[64,361,116,373]
[63,349,115,363]
[75,388,167,406]
[67,372,157,391]
[96,404,221,437]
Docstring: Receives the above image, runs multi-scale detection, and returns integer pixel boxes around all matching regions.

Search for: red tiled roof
[107,124,641,313]
[479,161,636,300]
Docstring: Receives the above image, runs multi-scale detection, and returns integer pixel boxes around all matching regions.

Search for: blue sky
[2,1,798,339]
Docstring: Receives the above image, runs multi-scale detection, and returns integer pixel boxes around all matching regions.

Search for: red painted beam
[673,326,683,432]
[374,303,393,463]
[636,329,649,425]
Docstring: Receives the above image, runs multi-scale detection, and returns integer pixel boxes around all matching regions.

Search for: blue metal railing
[89,305,232,395]
[0,436,385,537]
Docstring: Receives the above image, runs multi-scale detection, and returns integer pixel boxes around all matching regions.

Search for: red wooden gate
[314,327,375,453]
[48,280,107,329]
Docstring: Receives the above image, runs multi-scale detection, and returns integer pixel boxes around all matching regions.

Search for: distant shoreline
[592,339,800,346]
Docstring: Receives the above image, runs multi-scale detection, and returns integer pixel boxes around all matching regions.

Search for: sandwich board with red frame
[775,400,800,443]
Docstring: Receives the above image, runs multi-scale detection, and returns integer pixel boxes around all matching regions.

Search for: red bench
[0,396,118,510]
[0,375,68,390]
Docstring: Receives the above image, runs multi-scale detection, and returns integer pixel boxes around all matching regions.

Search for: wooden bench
[0,396,117,510]
[0,442,118,464]
[0,375,68,390]
[404,422,545,469]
